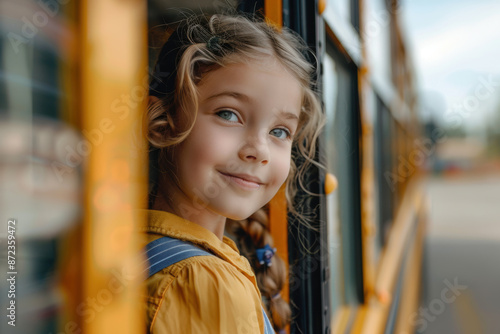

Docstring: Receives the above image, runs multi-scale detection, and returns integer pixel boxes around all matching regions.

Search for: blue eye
[216,110,239,122]
[270,128,291,139]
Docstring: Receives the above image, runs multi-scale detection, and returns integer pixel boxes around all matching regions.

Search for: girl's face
[171,57,302,221]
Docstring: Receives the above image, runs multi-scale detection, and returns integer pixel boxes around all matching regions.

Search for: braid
[226,206,291,332]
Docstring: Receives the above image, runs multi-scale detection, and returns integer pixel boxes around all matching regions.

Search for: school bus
[0,0,425,333]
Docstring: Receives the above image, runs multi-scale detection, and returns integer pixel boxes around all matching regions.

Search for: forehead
[197,57,303,115]
[200,56,298,82]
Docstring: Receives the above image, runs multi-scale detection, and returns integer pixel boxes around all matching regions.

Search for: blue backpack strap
[143,236,275,333]
[262,309,275,334]
[143,236,212,278]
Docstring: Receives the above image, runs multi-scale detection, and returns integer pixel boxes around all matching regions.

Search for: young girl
[142,13,324,334]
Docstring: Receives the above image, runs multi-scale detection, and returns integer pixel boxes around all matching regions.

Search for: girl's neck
[152,184,227,240]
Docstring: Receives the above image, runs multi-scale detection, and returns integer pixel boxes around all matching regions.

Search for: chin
[222,208,256,222]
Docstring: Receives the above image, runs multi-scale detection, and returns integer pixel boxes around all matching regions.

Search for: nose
[238,134,270,165]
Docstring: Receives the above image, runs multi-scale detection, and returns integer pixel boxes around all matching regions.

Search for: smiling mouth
[218,171,263,190]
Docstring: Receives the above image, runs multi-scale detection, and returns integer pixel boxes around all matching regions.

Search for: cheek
[272,151,292,186]
[178,124,236,170]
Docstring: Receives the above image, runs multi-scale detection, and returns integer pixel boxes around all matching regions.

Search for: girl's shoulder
[145,251,256,302]
[145,255,263,333]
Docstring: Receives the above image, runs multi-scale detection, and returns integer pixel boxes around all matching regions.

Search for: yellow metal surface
[350,307,367,334]
[265,1,288,333]
[394,202,426,334]
[80,0,148,333]
[355,179,424,334]
[269,185,290,307]
[357,0,378,301]
[358,78,377,301]
[265,0,283,27]
[58,2,83,329]
[331,306,352,334]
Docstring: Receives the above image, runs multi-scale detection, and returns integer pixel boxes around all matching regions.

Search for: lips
[218,171,263,190]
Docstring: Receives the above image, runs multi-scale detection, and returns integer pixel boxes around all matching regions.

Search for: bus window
[323,41,364,311]
[375,96,395,246]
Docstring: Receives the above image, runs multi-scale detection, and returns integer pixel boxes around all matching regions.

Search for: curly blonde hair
[147,13,325,218]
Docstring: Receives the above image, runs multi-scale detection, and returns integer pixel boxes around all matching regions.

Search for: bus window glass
[329,0,351,25]
[323,43,363,309]
[322,52,344,314]
[374,96,394,246]
[364,0,392,87]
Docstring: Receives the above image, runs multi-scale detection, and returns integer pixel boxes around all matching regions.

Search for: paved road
[418,174,500,334]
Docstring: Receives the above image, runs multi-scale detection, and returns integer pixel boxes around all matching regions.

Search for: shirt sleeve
[150,256,265,334]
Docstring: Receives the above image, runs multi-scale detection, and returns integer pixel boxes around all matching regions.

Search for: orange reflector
[377,290,392,306]
[324,173,338,194]
[319,0,327,15]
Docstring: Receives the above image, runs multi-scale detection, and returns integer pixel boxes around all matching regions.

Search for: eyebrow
[279,110,300,122]
[205,91,250,102]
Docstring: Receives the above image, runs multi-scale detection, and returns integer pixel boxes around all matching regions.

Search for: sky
[400,0,500,131]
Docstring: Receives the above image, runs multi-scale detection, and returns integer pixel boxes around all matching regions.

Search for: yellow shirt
[140,210,267,334]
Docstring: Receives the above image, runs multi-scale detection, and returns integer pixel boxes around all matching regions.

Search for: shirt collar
[138,209,255,278]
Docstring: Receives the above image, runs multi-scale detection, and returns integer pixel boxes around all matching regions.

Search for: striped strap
[143,236,212,278]
[143,236,275,334]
